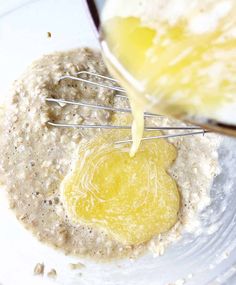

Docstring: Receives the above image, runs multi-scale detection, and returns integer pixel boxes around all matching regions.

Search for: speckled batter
[0,48,220,261]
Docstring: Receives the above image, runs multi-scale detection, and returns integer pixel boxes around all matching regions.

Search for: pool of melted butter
[61,130,180,245]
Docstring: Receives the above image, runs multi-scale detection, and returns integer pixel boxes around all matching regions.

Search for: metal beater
[45,71,208,144]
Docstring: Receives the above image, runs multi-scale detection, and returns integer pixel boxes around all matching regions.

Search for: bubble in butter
[61,132,180,245]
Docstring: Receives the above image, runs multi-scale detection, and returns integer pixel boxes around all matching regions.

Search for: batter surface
[0,48,220,260]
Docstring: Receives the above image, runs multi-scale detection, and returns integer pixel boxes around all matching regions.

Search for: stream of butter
[102,0,236,154]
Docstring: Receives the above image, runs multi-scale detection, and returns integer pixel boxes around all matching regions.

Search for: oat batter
[0,48,220,260]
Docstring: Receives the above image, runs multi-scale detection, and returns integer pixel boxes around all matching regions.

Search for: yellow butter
[103,15,236,117]
[61,132,179,245]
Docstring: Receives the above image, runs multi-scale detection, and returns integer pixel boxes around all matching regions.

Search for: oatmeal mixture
[0,48,220,260]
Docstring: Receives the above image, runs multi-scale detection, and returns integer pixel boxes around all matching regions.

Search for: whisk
[45,71,208,144]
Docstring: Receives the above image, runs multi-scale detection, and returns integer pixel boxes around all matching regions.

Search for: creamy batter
[0,48,220,260]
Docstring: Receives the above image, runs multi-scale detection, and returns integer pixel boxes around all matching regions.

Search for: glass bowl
[0,1,236,285]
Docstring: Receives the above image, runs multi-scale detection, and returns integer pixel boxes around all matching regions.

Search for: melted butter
[103,15,236,115]
[129,94,144,157]
[103,53,146,157]
[61,131,179,245]
[102,4,236,151]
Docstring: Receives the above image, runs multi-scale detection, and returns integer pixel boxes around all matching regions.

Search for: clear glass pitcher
[99,0,236,138]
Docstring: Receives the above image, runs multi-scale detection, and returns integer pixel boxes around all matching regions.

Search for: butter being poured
[129,95,144,156]
[102,0,236,154]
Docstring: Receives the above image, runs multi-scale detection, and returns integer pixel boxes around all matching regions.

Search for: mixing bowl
[0,1,236,285]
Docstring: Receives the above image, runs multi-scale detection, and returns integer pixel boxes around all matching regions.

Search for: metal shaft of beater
[46,71,207,138]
